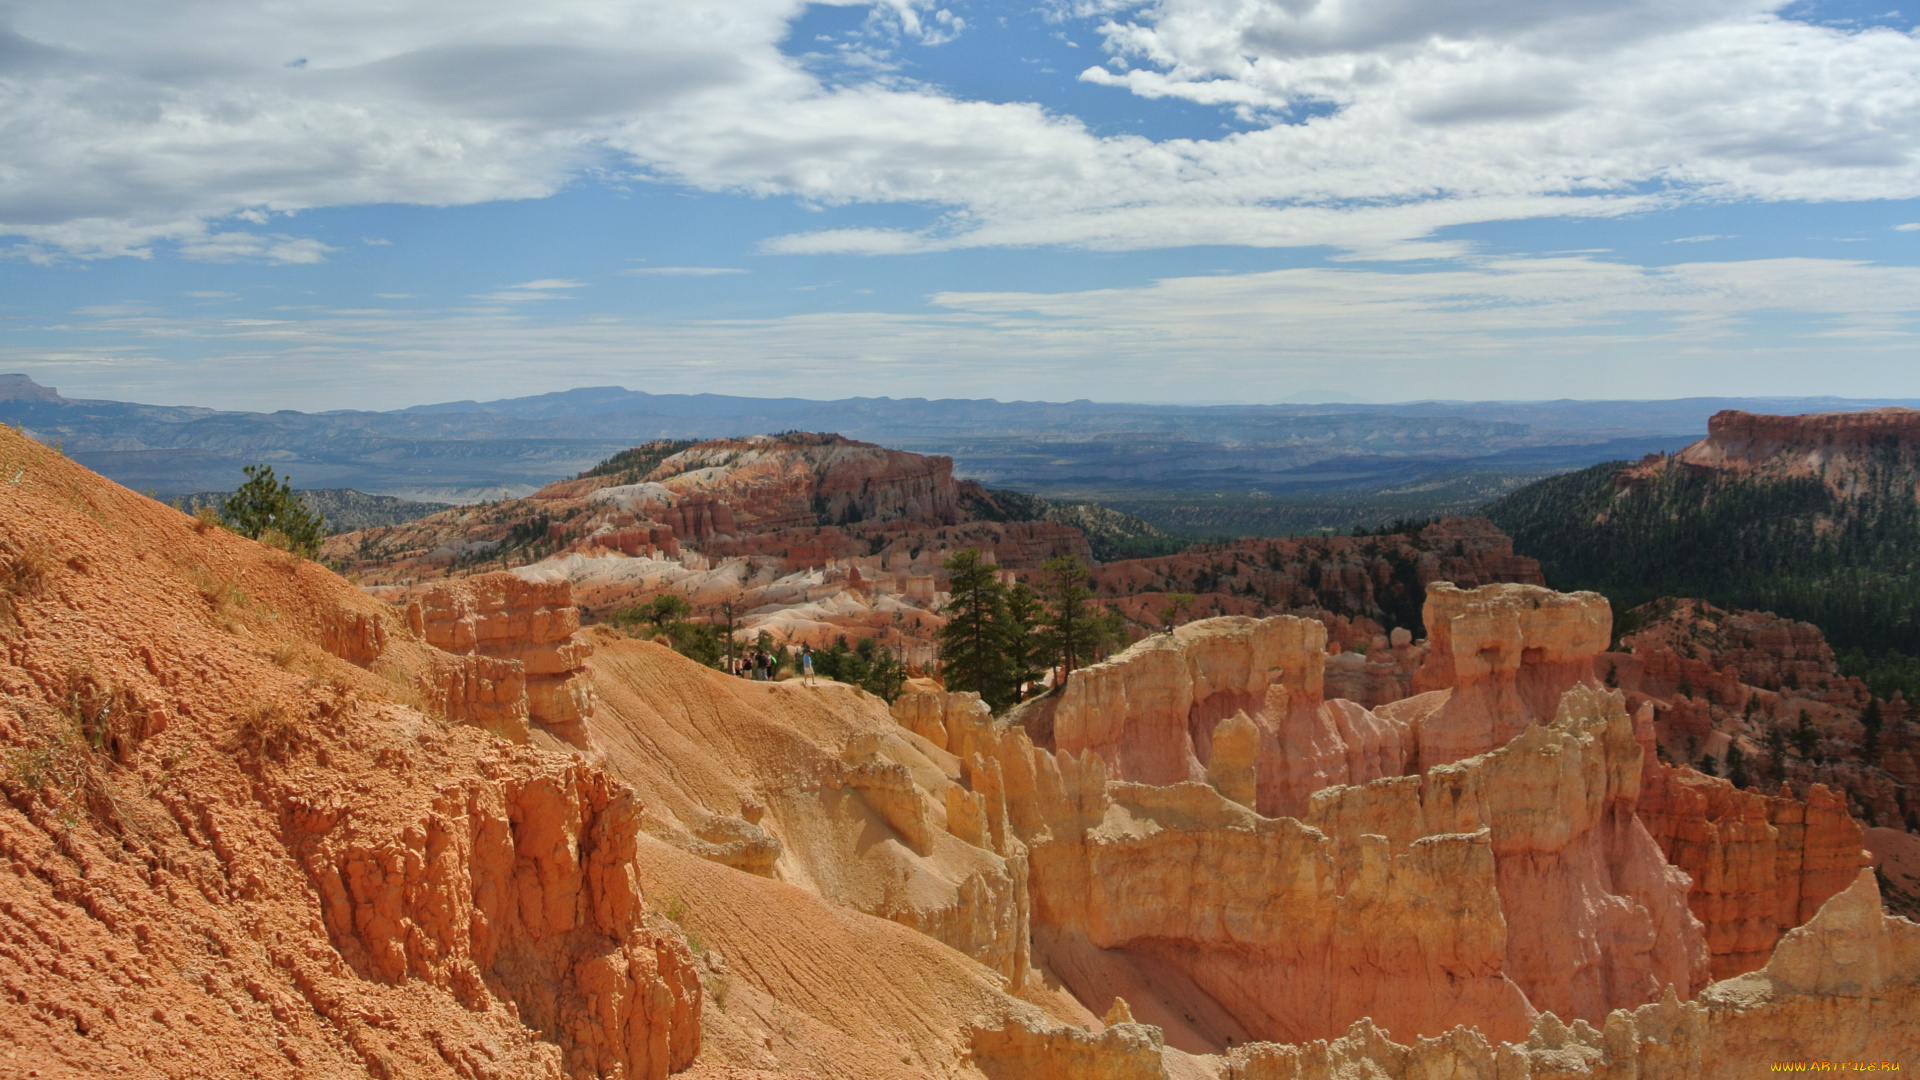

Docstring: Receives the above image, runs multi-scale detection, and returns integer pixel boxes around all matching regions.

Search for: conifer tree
[222,464,325,556]
[1003,581,1047,703]
[938,548,1015,709]
[1040,555,1106,682]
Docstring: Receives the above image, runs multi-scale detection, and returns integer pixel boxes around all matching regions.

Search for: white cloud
[472,279,585,303]
[12,255,1919,409]
[760,228,934,255]
[177,231,336,264]
[0,0,1917,259]
[1898,222,1920,230]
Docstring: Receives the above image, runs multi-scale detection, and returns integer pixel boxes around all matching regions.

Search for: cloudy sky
[2,0,1919,410]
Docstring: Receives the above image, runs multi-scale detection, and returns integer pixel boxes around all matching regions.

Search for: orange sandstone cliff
[0,427,699,1078]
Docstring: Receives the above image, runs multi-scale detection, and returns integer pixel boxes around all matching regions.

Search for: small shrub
[8,738,85,797]
[0,535,53,627]
[64,676,143,761]
[222,465,323,556]
[6,698,101,820]
[232,702,301,763]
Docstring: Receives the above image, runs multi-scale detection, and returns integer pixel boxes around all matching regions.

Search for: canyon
[0,413,1915,1079]
[324,434,1550,673]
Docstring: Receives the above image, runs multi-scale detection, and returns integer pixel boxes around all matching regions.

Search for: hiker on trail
[801,645,815,685]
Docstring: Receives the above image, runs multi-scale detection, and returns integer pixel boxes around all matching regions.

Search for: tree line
[936,549,1129,712]
[1485,454,1920,700]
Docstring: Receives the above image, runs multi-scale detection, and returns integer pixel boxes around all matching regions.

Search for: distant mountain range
[6,373,1916,534]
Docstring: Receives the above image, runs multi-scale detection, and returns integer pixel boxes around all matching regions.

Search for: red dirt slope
[0,428,698,1079]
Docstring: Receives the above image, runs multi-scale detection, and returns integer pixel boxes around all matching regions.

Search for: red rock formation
[967,614,1707,1045]
[298,754,702,1078]
[1410,582,1611,770]
[0,426,699,1078]
[411,571,596,744]
[1613,407,1920,496]
[1031,615,1409,818]
[1683,407,1920,470]
[1227,867,1920,1080]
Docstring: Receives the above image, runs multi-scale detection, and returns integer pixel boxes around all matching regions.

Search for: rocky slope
[1085,516,1543,643]
[0,427,700,1078]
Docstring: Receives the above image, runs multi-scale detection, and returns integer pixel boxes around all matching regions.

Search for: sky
[2,0,1919,411]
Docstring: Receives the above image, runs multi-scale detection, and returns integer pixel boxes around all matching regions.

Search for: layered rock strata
[1409,581,1612,769]
[1225,868,1919,1080]
[411,571,596,743]
[920,666,1708,1044]
[1033,615,1408,819]
[1637,750,1870,978]
[1672,407,1920,483]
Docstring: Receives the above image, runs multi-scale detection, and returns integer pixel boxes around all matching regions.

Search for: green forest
[1484,455,1920,700]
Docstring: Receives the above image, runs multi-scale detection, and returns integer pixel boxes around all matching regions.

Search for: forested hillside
[1485,451,1920,697]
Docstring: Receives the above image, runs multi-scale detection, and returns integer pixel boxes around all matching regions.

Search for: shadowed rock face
[1637,757,1871,979]
[1227,867,1920,1080]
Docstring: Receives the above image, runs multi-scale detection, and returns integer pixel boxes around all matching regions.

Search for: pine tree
[1040,555,1102,682]
[1158,592,1195,633]
[222,464,324,556]
[1764,725,1789,782]
[1003,582,1047,703]
[938,548,1015,709]
[1793,710,1819,759]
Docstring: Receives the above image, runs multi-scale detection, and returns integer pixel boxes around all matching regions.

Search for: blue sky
[2,0,1919,410]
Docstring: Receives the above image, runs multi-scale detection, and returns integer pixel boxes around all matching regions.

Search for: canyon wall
[1226,868,1919,1080]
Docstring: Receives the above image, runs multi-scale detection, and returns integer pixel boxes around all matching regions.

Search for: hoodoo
[0,426,1913,1079]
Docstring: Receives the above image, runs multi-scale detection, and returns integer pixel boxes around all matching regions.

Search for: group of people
[730,648,778,681]
[728,644,817,684]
